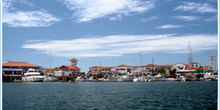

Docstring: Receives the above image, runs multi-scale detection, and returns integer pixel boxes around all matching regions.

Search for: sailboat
[43,50,57,82]
[133,51,146,82]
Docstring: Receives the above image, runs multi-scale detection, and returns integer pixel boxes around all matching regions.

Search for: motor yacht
[22,68,45,82]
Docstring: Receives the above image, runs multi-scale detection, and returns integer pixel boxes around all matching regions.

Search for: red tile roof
[200,66,213,70]
[191,62,200,64]
[190,67,200,70]
[89,66,112,69]
[158,65,173,68]
[116,64,132,67]
[45,68,55,73]
[60,65,80,70]
[145,64,160,67]
[70,58,78,61]
[186,66,213,70]
[3,61,41,67]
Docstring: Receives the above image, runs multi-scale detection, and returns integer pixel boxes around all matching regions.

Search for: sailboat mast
[188,41,193,65]
[112,58,114,67]
[152,58,154,76]
[99,58,102,74]
[140,51,143,72]
[140,51,143,75]
[188,41,193,74]
[49,49,51,69]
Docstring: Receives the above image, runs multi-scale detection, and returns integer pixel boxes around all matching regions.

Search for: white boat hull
[22,76,45,82]
[133,78,138,82]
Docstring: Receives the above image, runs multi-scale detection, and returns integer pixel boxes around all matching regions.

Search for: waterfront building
[89,66,113,74]
[112,64,133,74]
[190,62,201,68]
[2,61,42,81]
[132,66,144,74]
[44,68,55,76]
[172,62,213,75]
[89,61,212,76]
[54,58,81,77]
[89,64,172,75]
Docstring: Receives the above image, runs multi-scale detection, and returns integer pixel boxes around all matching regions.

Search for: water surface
[3,81,217,110]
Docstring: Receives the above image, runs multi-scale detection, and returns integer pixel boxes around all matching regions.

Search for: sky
[2,0,218,72]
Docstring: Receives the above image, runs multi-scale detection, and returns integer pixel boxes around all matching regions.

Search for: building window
[3,66,10,69]
[12,66,20,69]
[4,71,12,74]
[120,68,126,70]
[191,65,194,67]
[14,71,22,75]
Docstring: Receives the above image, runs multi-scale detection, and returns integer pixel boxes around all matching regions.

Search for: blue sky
[2,0,218,72]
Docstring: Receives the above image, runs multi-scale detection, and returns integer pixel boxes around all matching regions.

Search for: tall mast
[112,58,114,67]
[99,58,102,74]
[140,51,143,75]
[152,58,154,76]
[49,49,51,69]
[203,58,206,73]
[188,41,193,65]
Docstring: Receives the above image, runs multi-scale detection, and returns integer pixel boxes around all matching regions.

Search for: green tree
[97,73,103,78]
[81,72,85,76]
[157,68,166,74]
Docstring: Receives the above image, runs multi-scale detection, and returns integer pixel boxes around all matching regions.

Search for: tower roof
[70,58,78,61]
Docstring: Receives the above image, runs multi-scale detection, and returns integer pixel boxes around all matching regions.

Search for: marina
[2,0,218,110]
[2,58,218,82]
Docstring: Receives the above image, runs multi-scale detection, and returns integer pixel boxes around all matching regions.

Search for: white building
[2,61,42,81]
[112,64,133,74]
[54,58,81,77]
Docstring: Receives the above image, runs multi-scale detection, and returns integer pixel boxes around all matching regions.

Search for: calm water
[3,81,217,110]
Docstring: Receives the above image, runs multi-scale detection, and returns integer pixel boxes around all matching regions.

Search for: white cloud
[204,15,217,21]
[26,40,44,43]
[157,24,183,29]
[174,15,200,21]
[140,16,157,22]
[22,34,217,57]
[59,0,155,22]
[3,0,60,27]
[109,15,122,21]
[174,2,217,13]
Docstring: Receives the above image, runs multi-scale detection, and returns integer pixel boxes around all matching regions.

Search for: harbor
[2,56,218,82]
[2,42,218,83]
[2,0,218,110]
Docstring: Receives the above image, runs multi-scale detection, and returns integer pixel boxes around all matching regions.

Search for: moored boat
[204,72,218,81]
[44,76,57,82]
[22,68,45,82]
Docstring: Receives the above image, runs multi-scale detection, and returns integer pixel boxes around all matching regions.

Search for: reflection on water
[3,81,217,110]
